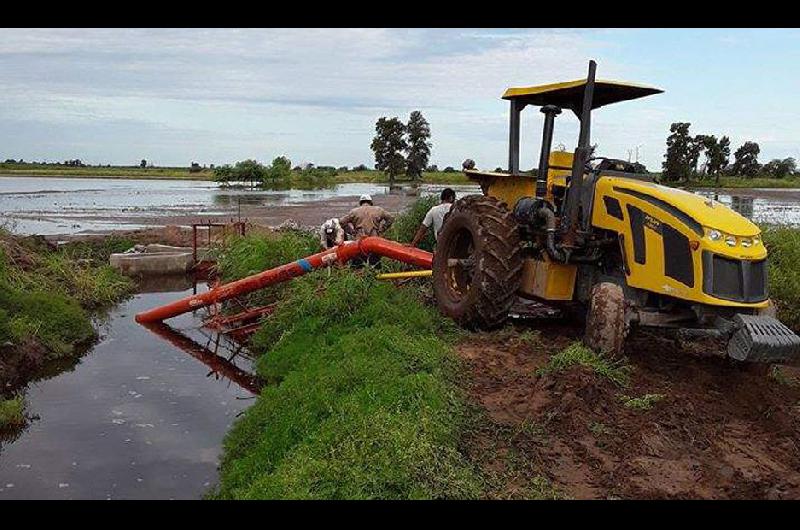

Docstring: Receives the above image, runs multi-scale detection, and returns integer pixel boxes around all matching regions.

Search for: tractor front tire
[584,281,627,360]
[433,195,522,329]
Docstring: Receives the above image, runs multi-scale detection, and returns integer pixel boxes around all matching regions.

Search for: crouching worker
[409,188,455,248]
[319,218,345,250]
[339,194,394,269]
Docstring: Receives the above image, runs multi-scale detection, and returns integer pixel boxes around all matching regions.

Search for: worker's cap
[323,219,336,233]
[359,193,372,203]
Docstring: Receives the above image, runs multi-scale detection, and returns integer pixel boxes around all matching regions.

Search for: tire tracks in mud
[456,321,800,499]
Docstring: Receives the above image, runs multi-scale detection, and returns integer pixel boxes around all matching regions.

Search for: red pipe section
[135,237,433,324]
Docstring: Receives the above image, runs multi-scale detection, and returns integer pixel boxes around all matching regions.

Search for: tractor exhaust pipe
[535,105,562,198]
[135,237,433,324]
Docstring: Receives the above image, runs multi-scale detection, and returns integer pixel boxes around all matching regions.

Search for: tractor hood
[603,178,761,237]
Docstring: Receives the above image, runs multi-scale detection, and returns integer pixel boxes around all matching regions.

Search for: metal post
[192,224,198,265]
[508,99,523,174]
[562,60,597,246]
[536,105,562,198]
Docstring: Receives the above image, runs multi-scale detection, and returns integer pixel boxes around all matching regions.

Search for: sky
[1,28,799,171]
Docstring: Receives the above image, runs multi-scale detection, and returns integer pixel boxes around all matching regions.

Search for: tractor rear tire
[433,195,522,329]
[584,281,627,360]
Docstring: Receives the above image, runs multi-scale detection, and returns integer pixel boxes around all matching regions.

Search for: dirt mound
[458,322,800,499]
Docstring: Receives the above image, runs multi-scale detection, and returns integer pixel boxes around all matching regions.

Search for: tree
[763,157,796,178]
[662,122,697,182]
[233,159,267,187]
[140,159,147,168]
[213,164,234,184]
[731,141,761,177]
[694,134,730,185]
[710,136,731,180]
[405,111,432,180]
[370,117,407,186]
[265,156,292,187]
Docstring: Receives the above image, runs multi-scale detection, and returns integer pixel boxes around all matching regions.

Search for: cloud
[0,28,732,168]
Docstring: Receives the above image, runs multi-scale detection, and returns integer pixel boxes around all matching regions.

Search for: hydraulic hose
[135,237,433,324]
[534,206,602,264]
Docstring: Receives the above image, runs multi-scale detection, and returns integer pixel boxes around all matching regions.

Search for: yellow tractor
[433,60,800,363]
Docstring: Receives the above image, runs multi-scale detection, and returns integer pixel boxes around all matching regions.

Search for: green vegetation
[686,176,800,189]
[385,194,439,252]
[213,269,480,499]
[213,230,318,308]
[618,393,665,411]
[0,396,25,427]
[660,121,797,185]
[0,161,213,180]
[536,342,632,387]
[769,366,799,388]
[762,226,800,331]
[1,160,473,185]
[588,421,613,436]
[0,230,133,359]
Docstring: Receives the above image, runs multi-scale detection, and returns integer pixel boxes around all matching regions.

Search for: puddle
[0,281,261,499]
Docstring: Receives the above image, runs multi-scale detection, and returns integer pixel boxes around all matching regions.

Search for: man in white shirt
[409,188,456,248]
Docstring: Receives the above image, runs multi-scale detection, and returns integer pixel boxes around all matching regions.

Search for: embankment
[209,205,800,499]
[0,230,134,427]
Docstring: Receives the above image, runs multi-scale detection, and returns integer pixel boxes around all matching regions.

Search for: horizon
[2,28,799,171]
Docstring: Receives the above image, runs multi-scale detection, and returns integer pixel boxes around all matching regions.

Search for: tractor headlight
[753,236,761,246]
[741,238,753,248]
[708,229,722,241]
[725,235,737,247]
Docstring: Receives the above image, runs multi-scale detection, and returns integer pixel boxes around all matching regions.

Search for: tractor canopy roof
[502,79,663,112]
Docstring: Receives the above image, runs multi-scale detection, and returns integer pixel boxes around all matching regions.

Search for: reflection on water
[0,284,262,499]
[695,189,800,226]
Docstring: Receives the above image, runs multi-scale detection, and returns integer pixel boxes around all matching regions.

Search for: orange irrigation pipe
[135,237,433,324]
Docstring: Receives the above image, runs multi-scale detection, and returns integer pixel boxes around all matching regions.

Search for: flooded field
[0,279,259,499]
[2,177,799,238]
[0,177,479,236]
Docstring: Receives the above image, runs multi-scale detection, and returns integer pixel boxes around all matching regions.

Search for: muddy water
[0,176,479,236]
[2,176,799,237]
[0,279,259,499]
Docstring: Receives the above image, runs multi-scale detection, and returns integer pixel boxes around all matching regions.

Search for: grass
[761,226,800,331]
[0,229,133,359]
[212,229,319,309]
[685,176,800,189]
[618,393,665,411]
[0,396,25,427]
[770,366,799,388]
[0,162,214,180]
[212,269,480,499]
[588,421,613,436]
[536,342,632,388]
[384,193,439,252]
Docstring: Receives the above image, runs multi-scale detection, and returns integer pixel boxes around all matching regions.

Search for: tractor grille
[702,251,768,303]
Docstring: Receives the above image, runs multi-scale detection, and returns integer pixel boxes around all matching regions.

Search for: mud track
[459,319,800,499]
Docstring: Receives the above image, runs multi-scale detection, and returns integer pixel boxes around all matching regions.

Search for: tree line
[212,156,341,189]
[662,122,796,183]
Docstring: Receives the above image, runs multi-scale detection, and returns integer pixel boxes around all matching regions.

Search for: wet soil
[459,320,800,499]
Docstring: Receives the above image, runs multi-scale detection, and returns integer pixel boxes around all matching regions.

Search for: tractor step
[727,314,800,364]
